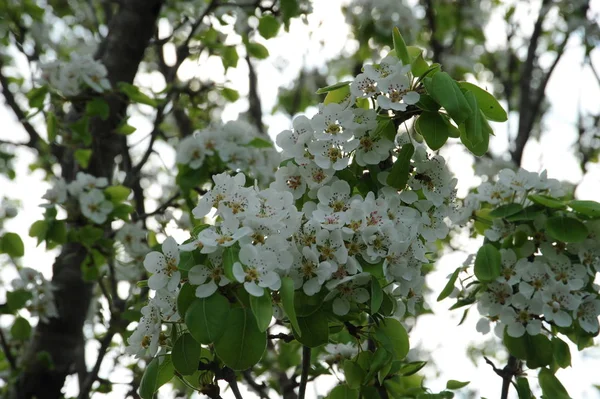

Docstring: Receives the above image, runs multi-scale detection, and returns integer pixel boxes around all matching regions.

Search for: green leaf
[489,203,523,218]
[294,290,325,316]
[185,293,231,344]
[74,149,92,169]
[324,85,351,105]
[247,42,269,59]
[258,14,281,39]
[327,385,359,399]
[117,82,157,107]
[221,46,239,69]
[343,360,366,389]
[246,137,273,148]
[370,277,383,314]
[1,232,25,257]
[280,0,299,28]
[293,310,329,347]
[222,246,239,281]
[528,194,565,209]
[116,123,136,135]
[172,333,202,375]
[515,377,532,399]
[415,112,450,150]
[105,185,131,203]
[27,86,48,109]
[399,361,427,376]
[70,117,91,146]
[538,368,571,399]
[392,27,410,66]
[373,318,409,360]
[11,317,32,340]
[437,267,460,302]
[47,111,58,142]
[416,94,441,112]
[545,215,588,243]
[78,225,104,248]
[281,276,301,336]
[250,289,273,332]
[568,200,600,217]
[366,347,393,383]
[157,357,175,389]
[47,220,67,244]
[505,205,544,222]
[177,283,196,318]
[474,244,501,283]
[552,337,571,369]
[446,380,470,390]
[424,72,472,124]
[407,46,429,77]
[139,356,160,399]
[221,87,240,102]
[458,82,507,122]
[459,92,491,156]
[504,330,552,368]
[316,81,352,95]
[371,117,397,142]
[6,290,33,312]
[214,307,267,370]
[86,98,110,120]
[386,143,414,189]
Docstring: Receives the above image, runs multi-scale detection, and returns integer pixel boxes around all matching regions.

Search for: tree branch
[423,0,444,63]
[511,0,552,166]
[245,54,264,134]
[77,328,116,399]
[298,346,311,399]
[0,327,17,370]
[242,370,270,399]
[0,62,43,150]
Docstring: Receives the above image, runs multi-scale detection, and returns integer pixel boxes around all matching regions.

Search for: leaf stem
[298,346,311,399]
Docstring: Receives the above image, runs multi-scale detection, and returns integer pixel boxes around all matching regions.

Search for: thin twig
[298,346,311,399]
[242,370,270,399]
[77,328,116,399]
[136,191,181,220]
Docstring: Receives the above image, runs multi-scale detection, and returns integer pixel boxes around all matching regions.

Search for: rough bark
[10,1,163,398]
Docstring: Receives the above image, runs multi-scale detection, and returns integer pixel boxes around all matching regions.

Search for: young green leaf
[343,360,366,389]
[568,200,600,217]
[415,112,450,150]
[458,82,507,122]
[213,307,267,370]
[258,15,281,39]
[292,310,329,347]
[424,72,472,124]
[392,27,410,66]
[370,276,383,314]
[538,368,571,399]
[172,333,202,375]
[474,244,501,283]
[316,81,352,95]
[185,293,231,344]
[373,318,410,360]
[528,194,565,209]
[138,357,159,399]
[446,380,470,390]
[1,232,25,257]
[545,215,588,243]
[437,267,460,302]
[281,276,301,336]
[250,288,273,332]
[387,143,414,189]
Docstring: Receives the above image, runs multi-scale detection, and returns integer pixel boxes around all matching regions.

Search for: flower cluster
[176,120,280,187]
[128,52,460,358]
[11,267,58,323]
[115,222,150,281]
[40,53,111,97]
[454,168,600,338]
[42,172,114,224]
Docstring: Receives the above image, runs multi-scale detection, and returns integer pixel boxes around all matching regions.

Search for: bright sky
[1,0,600,398]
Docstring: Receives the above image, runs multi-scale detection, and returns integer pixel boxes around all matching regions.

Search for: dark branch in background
[137,190,181,220]
[298,346,311,399]
[511,0,551,166]
[242,370,270,399]
[246,54,264,134]
[9,1,165,398]
[0,62,43,150]
[0,328,17,370]
[423,0,443,63]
